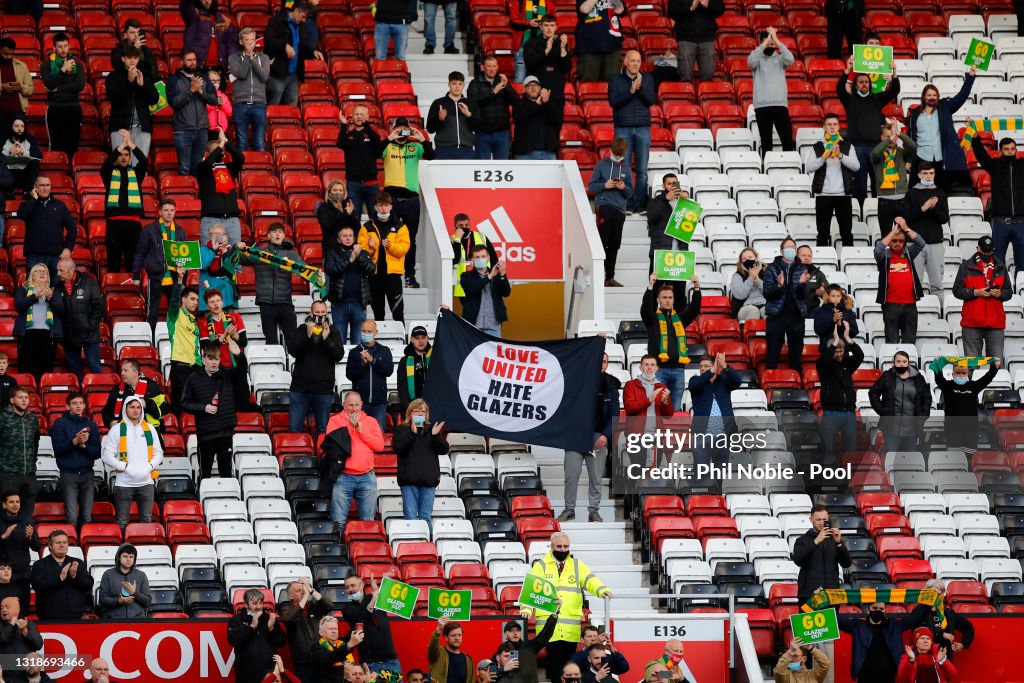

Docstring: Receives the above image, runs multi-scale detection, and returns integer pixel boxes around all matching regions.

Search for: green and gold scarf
[108,167,142,209]
[236,244,327,298]
[880,145,899,190]
[24,285,53,328]
[802,587,945,627]
[961,118,1024,149]
[656,308,687,364]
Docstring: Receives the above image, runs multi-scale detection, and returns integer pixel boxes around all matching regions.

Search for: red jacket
[953,255,1011,330]
[623,378,674,434]
[896,649,956,683]
[261,672,302,683]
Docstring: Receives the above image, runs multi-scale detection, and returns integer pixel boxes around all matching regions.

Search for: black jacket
[935,363,997,417]
[241,239,301,306]
[523,35,572,99]
[29,554,94,619]
[50,411,102,475]
[279,595,334,665]
[595,371,622,440]
[460,271,512,326]
[792,528,853,603]
[373,0,414,24]
[339,593,399,663]
[0,618,43,674]
[336,124,382,183]
[972,136,1024,219]
[869,367,932,417]
[105,67,160,133]
[667,0,725,42]
[812,302,859,352]
[101,377,165,427]
[345,342,394,406]
[181,367,238,438]
[17,196,77,257]
[608,69,656,128]
[647,191,687,252]
[396,342,431,410]
[311,638,354,682]
[197,142,243,217]
[289,323,346,394]
[835,72,901,146]
[134,220,186,279]
[317,200,362,248]
[816,342,864,411]
[58,273,104,347]
[426,95,475,150]
[507,616,558,681]
[810,140,856,195]
[903,185,949,245]
[511,95,562,155]
[264,10,316,80]
[110,42,161,82]
[640,287,702,368]
[393,422,449,487]
[914,604,975,655]
[467,74,517,133]
[226,608,288,681]
[41,54,86,106]
[325,243,374,306]
[102,148,149,219]
[0,509,40,582]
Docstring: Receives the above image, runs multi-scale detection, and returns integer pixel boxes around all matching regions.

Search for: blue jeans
[479,326,502,337]
[331,301,366,345]
[515,151,556,160]
[174,129,208,175]
[656,367,685,411]
[363,402,387,432]
[289,391,333,436]
[65,342,101,378]
[434,147,477,159]
[423,2,456,48]
[25,254,59,285]
[375,23,409,60]
[992,218,1024,274]
[853,144,873,204]
[331,472,378,532]
[267,73,299,105]
[400,485,436,529]
[821,411,857,460]
[514,47,526,82]
[476,130,511,160]
[233,102,267,151]
[367,658,403,676]
[616,125,650,211]
[883,433,918,454]
[347,181,380,220]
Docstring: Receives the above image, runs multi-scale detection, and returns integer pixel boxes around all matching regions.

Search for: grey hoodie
[747,42,795,109]
[228,51,271,106]
[97,543,152,618]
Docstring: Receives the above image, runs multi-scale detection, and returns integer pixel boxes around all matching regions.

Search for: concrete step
[604,285,647,320]
[547,500,619,520]
[406,54,475,81]
[405,31,469,53]
[610,264,652,288]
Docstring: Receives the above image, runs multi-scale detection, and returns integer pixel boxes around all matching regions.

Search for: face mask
[953,377,969,386]
[642,372,657,382]
[763,47,775,56]
[361,332,375,344]
[377,211,390,221]
[897,366,909,375]
[668,653,684,664]
[552,549,570,562]
[783,247,796,261]
[868,610,885,623]
[857,90,870,98]
[412,415,426,426]
[610,155,624,163]
[925,98,938,107]
[919,179,935,187]
[743,259,756,269]
[473,258,489,270]
[788,663,802,672]
[346,590,363,601]
[330,192,344,202]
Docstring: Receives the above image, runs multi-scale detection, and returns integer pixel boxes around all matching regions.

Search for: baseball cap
[503,620,522,632]
[411,326,428,338]
[477,660,492,670]
[523,76,541,86]
[978,235,994,253]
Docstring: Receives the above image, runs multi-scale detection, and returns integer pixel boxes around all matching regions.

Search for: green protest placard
[868,73,887,94]
[853,44,893,75]
[517,573,559,612]
[663,198,702,243]
[162,240,202,270]
[965,38,995,71]
[374,577,420,619]
[789,608,840,646]
[149,81,169,115]
[653,250,696,281]
[427,588,473,620]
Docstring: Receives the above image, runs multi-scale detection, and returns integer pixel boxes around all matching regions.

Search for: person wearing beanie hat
[97,542,152,618]
[897,628,956,683]
[953,233,1012,363]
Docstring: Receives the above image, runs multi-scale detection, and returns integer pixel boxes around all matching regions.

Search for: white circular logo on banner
[458,342,564,431]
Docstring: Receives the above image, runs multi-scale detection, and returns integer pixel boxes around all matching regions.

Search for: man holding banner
[907,69,975,194]
[339,573,400,675]
[837,55,899,204]
[133,198,186,330]
[969,134,1024,273]
[838,599,928,683]
[525,532,611,682]
[641,272,701,410]
[646,174,689,305]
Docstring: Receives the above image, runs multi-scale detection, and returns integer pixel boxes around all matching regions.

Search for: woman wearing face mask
[2,115,41,195]
[773,637,829,683]
[316,179,360,249]
[933,356,999,452]
[907,68,976,193]
[392,398,449,531]
[729,248,766,321]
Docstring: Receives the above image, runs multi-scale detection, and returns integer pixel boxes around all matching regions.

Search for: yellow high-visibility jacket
[528,550,609,643]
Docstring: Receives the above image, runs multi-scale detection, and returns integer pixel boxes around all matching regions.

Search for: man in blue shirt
[264,1,324,105]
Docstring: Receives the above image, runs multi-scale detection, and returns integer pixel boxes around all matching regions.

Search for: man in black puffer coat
[324,225,375,346]
[240,223,301,347]
[181,343,238,479]
[56,259,105,377]
[467,56,517,160]
[227,588,288,683]
[792,504,852,604]
[289,300,346,437]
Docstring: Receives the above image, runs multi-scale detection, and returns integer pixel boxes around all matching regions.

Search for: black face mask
[868,610,885,624]
[552,549,570,562]
[743,259,757,270]
[763,47,775,56]
[897,367,910,376]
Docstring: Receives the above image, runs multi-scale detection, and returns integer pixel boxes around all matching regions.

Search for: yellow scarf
[880,144,899,190]
[119,418,158,480]
[656,308,688,364]
[823,132,842,159]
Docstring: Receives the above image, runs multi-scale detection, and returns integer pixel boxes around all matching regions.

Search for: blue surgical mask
[377,211,391,221]
[953,377,969,386]
[857,90,870,98]
[920,179,935,187]
[610,155,624,163]
[473,258,488,270]
[413,415,426,426]
[788,662,802,672]
[360,332,375,344]
[346,590,363,601]
[783,247,796,261]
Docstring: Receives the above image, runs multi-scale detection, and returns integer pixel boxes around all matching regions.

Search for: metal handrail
[603,592,737,668]
[565,265,585,338]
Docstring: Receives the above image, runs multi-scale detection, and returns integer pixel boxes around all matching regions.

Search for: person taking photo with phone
[791,504,852,605]
[952,234,1011,363]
